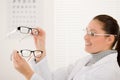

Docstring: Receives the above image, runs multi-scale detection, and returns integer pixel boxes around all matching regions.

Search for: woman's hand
[32,27,46,50]
[32,27,46,62]
[12,50,34,80]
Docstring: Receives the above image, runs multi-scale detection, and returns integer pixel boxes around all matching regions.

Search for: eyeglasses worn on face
[17,26,39,35]
[20,49,43,58]
[86,30,117,37]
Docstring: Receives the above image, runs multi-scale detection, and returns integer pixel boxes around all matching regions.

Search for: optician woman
[12,14,120,80]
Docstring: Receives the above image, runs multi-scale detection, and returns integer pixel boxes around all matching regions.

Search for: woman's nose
[84,33,90,40]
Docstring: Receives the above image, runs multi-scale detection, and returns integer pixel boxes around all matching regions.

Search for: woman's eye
[90,32,95,36]
[86,31,96,37]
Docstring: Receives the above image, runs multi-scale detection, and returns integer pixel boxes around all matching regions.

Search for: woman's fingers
[12,50,23,68]
[35,51,46,63]
[32,27,46,39]
[12,50,22,62]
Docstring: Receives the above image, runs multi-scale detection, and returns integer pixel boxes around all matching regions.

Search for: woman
[12,14,120,80]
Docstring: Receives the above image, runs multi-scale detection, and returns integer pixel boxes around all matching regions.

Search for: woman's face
[84,19,112,54]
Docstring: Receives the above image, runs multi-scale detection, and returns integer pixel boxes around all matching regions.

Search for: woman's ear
[106,35,115,44]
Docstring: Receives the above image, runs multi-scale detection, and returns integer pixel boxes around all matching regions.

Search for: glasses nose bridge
[31,51,36,57]
[28,28,32,33]
[31,51,34,53]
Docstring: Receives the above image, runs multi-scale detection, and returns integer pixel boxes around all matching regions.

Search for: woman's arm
[12,27,75,80]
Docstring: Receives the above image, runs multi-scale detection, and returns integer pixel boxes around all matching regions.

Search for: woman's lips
[85,42,92,46]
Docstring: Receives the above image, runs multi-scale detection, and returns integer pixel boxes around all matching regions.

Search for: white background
[0,0,120,79]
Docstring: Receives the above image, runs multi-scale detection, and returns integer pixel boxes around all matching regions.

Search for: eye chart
[7,0,44,32]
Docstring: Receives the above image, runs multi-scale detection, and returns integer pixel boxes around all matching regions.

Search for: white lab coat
[30,52,120,80]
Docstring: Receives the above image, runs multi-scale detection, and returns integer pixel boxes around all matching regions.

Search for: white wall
[0,0,120,79]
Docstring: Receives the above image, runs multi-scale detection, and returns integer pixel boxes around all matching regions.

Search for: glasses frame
[85,30,117,37]
[20,49,43,58]
[17,26,39,35]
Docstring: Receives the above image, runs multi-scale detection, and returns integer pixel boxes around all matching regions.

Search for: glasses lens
[87,31,95,36]
[31,28,39,35]
[18,26,30,34]
[34,50,43,57]
[20,50,31,57]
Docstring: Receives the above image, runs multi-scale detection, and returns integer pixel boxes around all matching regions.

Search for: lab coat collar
[92,52,117,67]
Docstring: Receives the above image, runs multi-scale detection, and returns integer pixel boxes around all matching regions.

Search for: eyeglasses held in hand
[20,49,43,58]
[17,26,39,35]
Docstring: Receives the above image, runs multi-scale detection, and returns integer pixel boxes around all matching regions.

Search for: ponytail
[115,33,120,67]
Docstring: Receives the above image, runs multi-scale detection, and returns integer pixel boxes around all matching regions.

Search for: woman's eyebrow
[86,28,97,32]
